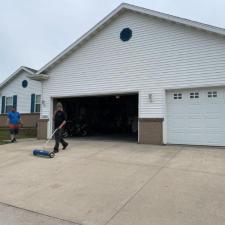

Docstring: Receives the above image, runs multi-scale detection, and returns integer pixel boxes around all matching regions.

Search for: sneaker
[62,143,68,150]
[53,149,59,153]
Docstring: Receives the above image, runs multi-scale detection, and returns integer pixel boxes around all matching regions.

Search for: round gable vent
[120,28,132,42]
[22,80,28,88]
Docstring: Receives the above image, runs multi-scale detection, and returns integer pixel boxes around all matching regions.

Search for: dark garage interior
[54,94,138,141]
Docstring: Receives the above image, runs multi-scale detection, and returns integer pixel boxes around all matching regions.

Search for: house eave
[27,74,49,81]
[36,3,225,75]
[0,66,36,90]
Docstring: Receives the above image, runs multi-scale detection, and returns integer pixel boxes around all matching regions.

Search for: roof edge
[123,3,225,36]
[37,3,225,74]
[0,66,35,90]
[37,3,125,74]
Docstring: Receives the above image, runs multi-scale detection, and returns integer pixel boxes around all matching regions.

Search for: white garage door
[167,87,225,146]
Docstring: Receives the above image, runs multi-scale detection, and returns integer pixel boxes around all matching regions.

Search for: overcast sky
[0,0,225,83]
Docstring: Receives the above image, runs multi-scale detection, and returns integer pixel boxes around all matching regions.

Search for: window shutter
[31,94,35,113]
[13,95,17,110]
[1,96,5,114]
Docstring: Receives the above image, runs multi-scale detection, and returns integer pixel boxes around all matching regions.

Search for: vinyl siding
[41,11,225,122]
[0,71,42,114]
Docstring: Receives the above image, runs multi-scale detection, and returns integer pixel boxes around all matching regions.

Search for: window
[35,95,41,113]
[6,96,13,113]
[174,93,182,100]
[190,92,199,99]
[208,91,217,98]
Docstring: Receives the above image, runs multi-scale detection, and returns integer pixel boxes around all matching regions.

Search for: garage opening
[54,94,138,141]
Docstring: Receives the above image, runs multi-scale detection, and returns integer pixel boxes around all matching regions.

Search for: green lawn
[0,129,36,144]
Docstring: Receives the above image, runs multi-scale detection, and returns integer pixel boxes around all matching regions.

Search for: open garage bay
[55,94,138,142]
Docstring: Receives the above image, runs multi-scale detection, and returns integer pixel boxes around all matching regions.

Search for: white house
[19,3,225,146]
[0,66,42,127]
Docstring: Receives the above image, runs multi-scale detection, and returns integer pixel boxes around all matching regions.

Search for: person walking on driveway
[7,107,21,143]
[53,102,68,153]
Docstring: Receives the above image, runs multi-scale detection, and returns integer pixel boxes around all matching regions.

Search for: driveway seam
[104,149,181,225]
[104,166,163,225]
[161,149,182,167]
[0,201,82,225]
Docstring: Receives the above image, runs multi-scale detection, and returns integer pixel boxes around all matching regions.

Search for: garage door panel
[185,104,202,113]
[187,114,202,119]
[186,114,204,128]
[204,105,224,113]
[168,114,187,120]
[167,119,186,129]
[204,113,222,118]
[206,133,225,146]
[167,113,186,119]
[206,100,224,105]
[167,88,225,146]
[167,105,188,114]
[186,135,204,143]
[204,119,224,128]
[187,120,204,128]
[167,132,186,143]
[168,128,185,134]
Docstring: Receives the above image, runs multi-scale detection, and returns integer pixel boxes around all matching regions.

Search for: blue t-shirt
[8,112,20,125]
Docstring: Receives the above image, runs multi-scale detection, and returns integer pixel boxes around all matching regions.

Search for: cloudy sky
[0,0,224,83]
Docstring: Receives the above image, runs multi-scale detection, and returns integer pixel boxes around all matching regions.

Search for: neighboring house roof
[0,66,37,90]
[37,3,225,74]
[24,67,37,73]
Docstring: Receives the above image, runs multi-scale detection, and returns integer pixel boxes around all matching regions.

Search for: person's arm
[18,112,21,123]
[59,111,67,129]
[7,113,10,126]
[53,111,56,121]
[59,120,66,129]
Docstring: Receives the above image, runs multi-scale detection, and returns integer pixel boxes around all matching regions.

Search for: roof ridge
[31,3,225,74]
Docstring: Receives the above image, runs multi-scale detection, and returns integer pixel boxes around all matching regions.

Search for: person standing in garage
[53,102,68,153]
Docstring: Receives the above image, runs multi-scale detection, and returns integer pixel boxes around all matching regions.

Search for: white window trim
[5,96,13,113]
[35,95,41,113]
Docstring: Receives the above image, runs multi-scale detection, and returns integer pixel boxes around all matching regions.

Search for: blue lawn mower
[33,149,55,158]
[33,129,58,158]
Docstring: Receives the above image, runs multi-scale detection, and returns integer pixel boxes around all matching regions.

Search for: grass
[0,141,10,145]
[0,129,36,144]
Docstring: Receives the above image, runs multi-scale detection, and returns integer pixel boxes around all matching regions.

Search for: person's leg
[9,126,15,142]
[13,128,18,142]
[59,129,68,150]
[54,130,60,152]
[10,130,15,142]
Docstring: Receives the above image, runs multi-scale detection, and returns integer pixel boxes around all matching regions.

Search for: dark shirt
[54,110,67,128]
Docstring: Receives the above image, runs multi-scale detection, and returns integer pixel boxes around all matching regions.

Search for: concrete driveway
[0,139,225,225]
